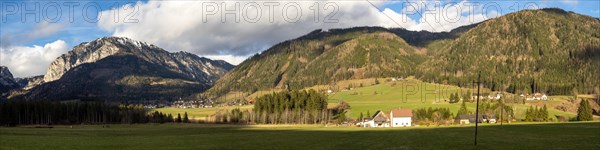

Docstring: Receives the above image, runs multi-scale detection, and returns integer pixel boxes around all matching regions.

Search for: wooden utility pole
[474,73,481,146]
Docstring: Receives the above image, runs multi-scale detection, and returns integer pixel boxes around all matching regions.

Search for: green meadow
[155,78,580,120]
[1,122,599,149]
[327,79,578,119]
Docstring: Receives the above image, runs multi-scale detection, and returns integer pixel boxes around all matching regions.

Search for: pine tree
[176,113,182,123]
[456,101,469,118]
[183,112,189,123]
[463,91,471,102]
[577,100,593,121]
[167,114,174,122]
[541,105,549,121]
[525,106,533,121]
[359,112,364,122]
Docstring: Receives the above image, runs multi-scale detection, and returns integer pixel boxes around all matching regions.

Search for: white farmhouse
[363,110,390,128]
[534,93,548,100]
[390,109,413,127]
[361,109,413,128]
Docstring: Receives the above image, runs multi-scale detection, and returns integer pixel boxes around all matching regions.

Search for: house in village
[533,93,548,100]
[522,93,548,101]
[361,109,413,128]
[457,114,497,124]
[390,109,413,127]
[483,115,497,123]
[456,114,483,125]
[487,93,502,100]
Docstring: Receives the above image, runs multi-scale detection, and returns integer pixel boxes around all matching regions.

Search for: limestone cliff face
[43,37,144,82]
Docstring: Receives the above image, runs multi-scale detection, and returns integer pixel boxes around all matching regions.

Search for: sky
[0,0,598,77]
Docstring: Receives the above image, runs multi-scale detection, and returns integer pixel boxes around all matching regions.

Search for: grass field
[156,78,586,121]
[1,122,599,149]
[328,79,465,118]
[327,79,579,119]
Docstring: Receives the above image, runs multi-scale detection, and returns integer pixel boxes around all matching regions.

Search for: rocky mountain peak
[0,66,19,93]
[20,37,235,101]
[44,36,172,82]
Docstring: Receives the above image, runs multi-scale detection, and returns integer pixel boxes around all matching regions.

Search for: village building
[362,109,413,128]
[456,114,483,125]
[390,109,413,127]
[523,93,548,100]
[363,110,390,127]
[482,115,497,123]
[487,93,502,100]
[533,93,548,100]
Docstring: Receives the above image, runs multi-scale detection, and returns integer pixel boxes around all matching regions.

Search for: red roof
[533,93,545,98]
[390,109,413,117]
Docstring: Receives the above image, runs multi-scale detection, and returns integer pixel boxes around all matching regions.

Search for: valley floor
[1,122,599,149]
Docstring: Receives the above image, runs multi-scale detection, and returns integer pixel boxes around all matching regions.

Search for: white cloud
[0,40,69,77]
[97,0,417,62]
[204,54,249,65]
[97,0,494,64]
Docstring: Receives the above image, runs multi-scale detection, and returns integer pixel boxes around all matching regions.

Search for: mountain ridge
[13,37,234,101]
[206,8,600,99]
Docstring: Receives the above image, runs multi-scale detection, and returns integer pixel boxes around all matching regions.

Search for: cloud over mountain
[97,0,496,65]
[97,1,414,61]
[0,40,69,77]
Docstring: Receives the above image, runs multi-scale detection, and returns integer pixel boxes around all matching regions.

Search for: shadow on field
[208,122,600,149]
[1,122,598,150]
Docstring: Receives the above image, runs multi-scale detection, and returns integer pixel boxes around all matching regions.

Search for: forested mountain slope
[418,8,600,94]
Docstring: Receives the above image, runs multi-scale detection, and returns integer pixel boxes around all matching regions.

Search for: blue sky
[0,0,599,77]
[3,0,599,50]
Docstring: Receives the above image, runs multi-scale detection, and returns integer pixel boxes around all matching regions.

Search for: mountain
[207,27,427,96]
[15,75,44,90]
[15,37,234,101]
[0,66,19,93]
[418,8,600,94]
[207,8,599,98]
[43,37,233,83]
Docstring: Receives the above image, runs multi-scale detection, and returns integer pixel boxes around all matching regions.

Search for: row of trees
[150,111,190,123]
[212,90,346,124]
[0,101,193,126]
[413,107,453,124]
[253,90,327,114]
[524,105,549,122]
[448,91,471,103]
[479,100,514,120]
[175,112,190,123]
[213,108,333,124]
